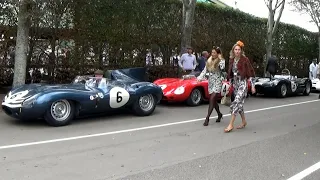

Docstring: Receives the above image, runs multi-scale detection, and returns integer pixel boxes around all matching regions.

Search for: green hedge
[0,0,318,85]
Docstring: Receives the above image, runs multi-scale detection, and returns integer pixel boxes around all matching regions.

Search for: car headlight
[22,95,37,107]
[159,85,167,90]
[174,86,185,95]
[272,79,280,86]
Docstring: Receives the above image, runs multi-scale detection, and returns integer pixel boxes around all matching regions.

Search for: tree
[12,0,34,87]
[290,0,320,61]
[264,0,285,74]
[180,0,197,54]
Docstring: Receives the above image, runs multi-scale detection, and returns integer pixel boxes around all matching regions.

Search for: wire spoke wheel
[50,99,71,122]
[138,94,155,112]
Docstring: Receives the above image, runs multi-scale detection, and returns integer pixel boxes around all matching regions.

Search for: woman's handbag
[220,79,233,106]
[221,94,231,106]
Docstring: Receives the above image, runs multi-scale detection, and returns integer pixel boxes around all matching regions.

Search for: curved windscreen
[182,74,196,80]
[72,76,109,92]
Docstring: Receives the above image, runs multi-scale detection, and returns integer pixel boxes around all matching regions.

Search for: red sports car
[153,72,252,106]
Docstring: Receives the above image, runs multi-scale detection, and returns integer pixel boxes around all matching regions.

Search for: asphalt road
[0,93,320,180]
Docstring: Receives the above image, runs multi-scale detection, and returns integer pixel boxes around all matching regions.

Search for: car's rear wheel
[277,83,287,98]
[133,94,156,116]
[303,81,311,96]
[186,88,203,106]
[44,99,75,127]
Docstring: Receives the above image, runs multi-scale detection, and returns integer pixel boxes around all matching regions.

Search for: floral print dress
[230,58,248,115]
[197,59,226,94]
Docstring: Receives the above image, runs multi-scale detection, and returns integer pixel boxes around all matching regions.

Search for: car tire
[277,83,287,98]
[44,99,75,127]
[186,88,203,106]
[303,81,311,96]
[133,94,156,116]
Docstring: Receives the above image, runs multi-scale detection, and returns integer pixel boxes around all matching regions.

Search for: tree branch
[264,0,270,9]
[272,0,285,35]
[307,1,320,28]
[274,0,280,9]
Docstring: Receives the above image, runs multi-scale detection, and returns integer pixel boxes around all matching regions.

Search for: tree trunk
[264,0,285,75]
[180,0,196,55]
[12,0,32,87]
[265,9,274,75]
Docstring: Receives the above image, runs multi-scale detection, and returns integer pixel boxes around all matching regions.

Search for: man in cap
[178,46,197,75]
[94,69,104,78]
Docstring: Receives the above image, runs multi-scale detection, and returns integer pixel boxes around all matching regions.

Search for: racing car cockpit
[274,69,297,81]
[72,76,109,92]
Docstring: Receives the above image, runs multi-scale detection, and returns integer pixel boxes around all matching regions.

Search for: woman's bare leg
[225,114,236,132]
[237,112,247,129]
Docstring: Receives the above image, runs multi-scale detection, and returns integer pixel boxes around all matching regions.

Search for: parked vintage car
[153,71,252,106]
[2,67,163,127]
[253,69,312,97]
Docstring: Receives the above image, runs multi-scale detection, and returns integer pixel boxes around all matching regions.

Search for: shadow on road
[4,107,162,127]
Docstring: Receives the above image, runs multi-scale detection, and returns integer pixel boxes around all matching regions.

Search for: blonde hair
[229,41,246,59]
[206,47,223,72]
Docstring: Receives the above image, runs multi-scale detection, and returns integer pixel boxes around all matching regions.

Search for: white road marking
[0,99,319,150]
[287,161,320,180]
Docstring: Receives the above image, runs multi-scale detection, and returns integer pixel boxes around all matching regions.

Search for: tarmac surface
[0,93,319,180]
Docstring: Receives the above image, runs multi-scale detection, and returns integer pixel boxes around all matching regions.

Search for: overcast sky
[219,0,318,32]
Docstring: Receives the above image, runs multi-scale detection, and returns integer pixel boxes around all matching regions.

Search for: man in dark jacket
[266,55,279,79]
[196,51,209,72]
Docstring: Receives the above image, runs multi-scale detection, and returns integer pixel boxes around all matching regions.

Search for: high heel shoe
[216,113,223,122]
[203,118,209,126]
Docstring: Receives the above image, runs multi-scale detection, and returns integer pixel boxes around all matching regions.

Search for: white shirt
[178,53,197,70]
[309,63,318,79]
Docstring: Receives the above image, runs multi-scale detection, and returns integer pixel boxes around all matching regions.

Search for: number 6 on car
[109,87,130,108]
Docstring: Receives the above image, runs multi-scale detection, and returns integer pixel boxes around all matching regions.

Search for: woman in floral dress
[224,41,256,133]
[197,46,225,126]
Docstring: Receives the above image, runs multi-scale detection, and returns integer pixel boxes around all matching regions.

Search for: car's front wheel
[277,83,287,98]
[303,81,311,96]
[186,88,203,106]
[133,94,156,116]
[44,99,75,127]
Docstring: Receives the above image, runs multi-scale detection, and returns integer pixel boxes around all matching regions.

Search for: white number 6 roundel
[109,87,130,108]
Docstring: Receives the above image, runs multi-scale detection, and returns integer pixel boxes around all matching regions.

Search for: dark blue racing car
[2,67,163,126]
[253,69,312,98]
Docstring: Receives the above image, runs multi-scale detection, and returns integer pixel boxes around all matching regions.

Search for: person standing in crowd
[224,41,256,133]
[197,47,225,126]
[178,47,197,74]
[317,61,320,78]
[196,51,209,72]
[309,59,318,80]
[265,55,279,79]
